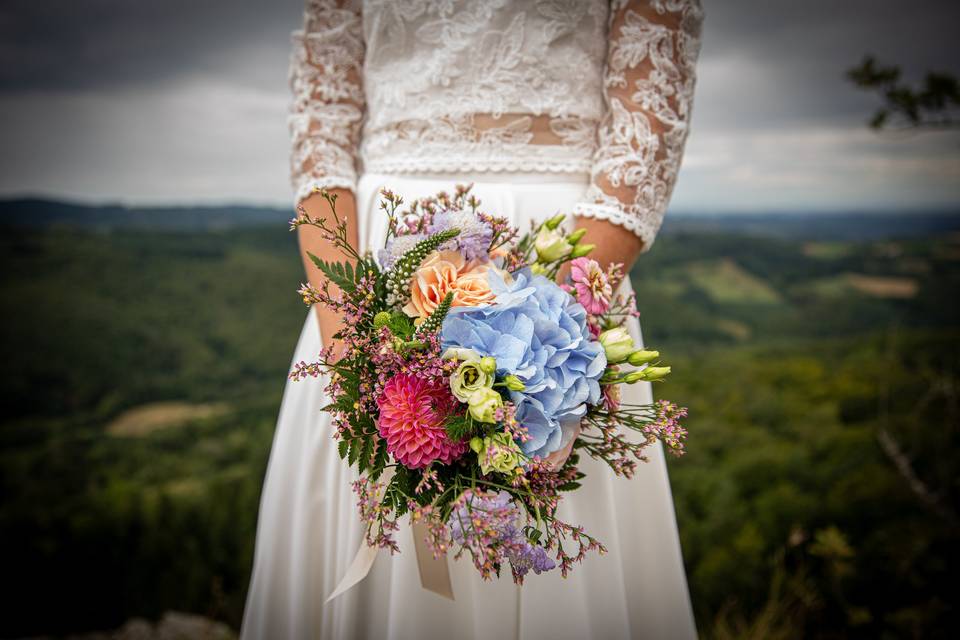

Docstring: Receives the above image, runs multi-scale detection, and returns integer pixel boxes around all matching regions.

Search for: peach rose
[403,250,497,320]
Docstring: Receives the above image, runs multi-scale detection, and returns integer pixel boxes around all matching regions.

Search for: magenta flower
[376,374,467,469]
[570,257,612,315]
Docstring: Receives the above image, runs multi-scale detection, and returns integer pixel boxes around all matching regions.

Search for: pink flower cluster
[645,400,689,455]
[569,257,613,315]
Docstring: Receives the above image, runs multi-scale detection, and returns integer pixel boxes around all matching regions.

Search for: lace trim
[288,0,364,206]
[360,112,599,176]
[365,157,593,175]
[293,175,356,207]
[582,0,703,244]
[573,201,660,251]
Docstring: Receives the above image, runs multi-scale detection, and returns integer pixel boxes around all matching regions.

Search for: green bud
[641,366,671,381]
[469,436,484,454]
[479,356,497,375]
[567,228,587,244]
[622,370,646,384]
[504,374,526,391]
[628,350,660,366]
[570,243,596,258]
[373,311,392,329]
[530,262,550,276]
[544,213,566,230]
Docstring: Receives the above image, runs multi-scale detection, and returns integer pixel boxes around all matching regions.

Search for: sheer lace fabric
[289,0,703,248]
[289,0,365,204]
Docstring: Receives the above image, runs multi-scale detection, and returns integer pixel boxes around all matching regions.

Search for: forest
[0,203,957,638]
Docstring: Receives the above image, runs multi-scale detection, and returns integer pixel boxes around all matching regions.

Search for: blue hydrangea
[441,269,607,458]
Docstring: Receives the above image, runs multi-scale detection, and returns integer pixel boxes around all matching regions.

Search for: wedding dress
[242,1,703,638]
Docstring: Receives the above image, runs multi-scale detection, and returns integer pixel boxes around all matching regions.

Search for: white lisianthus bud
[467,387,503,423]
[534,227,574,263]
[599,327,635,364]
[470,432,523,475]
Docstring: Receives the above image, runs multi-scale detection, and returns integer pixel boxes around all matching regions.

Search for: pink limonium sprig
[645,400,689,455]
[353,477,400,553]
[409,502,452,559]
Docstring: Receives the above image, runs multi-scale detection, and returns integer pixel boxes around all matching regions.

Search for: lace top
[289,0,703,249]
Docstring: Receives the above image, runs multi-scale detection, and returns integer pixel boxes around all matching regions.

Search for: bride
[242,1,703,638]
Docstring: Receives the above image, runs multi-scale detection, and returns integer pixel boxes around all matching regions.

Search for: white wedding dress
[242,2,703,638]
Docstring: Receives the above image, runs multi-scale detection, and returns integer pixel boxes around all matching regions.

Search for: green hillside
[0,219,957,638]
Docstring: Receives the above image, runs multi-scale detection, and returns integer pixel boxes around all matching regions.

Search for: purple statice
[448,489,555,583]
[428,208,494,262]
[508,541,556,577]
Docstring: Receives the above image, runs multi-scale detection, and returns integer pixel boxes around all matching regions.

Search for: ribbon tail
[325,541,380,603]
[411,520,455,600]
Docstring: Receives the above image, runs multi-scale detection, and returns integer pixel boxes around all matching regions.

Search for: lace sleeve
[573,0,703,250]
[289,0,365,205]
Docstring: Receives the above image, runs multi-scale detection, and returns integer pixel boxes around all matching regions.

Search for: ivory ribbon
[326,522,454,602]
[326,472,454,602]
[411,520,455,600]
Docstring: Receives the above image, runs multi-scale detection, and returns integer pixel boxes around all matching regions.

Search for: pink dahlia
[570,257,613,315]
[376,374,467,469]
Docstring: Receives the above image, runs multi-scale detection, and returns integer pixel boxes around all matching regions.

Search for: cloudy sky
[0,0,958,212]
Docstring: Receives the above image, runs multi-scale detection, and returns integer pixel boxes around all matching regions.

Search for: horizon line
[1,193,959,217]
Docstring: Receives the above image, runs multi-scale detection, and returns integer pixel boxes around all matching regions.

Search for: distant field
[107,402,231,437]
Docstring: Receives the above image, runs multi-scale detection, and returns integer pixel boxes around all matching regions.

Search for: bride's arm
[289,0,365,349]
[573,0,704,270]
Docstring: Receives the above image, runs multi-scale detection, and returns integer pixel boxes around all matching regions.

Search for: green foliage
[847,55,960,130]
[444,413,476,441]
[308,253,381,300]
[308,254,357,293]
[387,312,415,339]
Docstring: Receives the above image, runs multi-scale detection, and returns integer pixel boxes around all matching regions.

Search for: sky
[0,0,958,213]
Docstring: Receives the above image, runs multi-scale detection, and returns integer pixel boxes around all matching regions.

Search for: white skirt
[241,172,697,640]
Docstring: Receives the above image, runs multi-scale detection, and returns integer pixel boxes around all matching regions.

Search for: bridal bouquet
[290,186,687,583]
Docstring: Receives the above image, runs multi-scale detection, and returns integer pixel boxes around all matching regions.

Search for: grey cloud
[695,0,960,128]
[0,0,957,209]
[0,0,303,92]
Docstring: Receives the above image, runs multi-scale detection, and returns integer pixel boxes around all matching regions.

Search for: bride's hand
[296,188,359,357]
[544,422,582,470]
